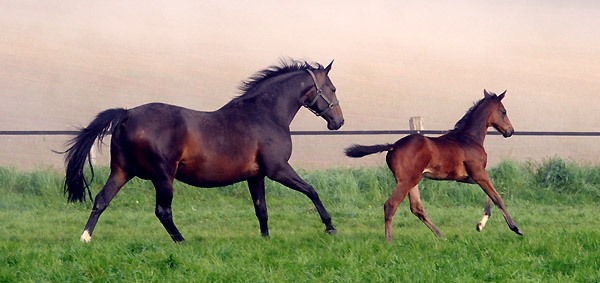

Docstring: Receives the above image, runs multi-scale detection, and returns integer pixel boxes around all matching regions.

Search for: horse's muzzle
[327,118,344,130]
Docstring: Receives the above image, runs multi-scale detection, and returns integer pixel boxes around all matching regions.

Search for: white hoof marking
[478,215,490,230]
[80,230,91,243]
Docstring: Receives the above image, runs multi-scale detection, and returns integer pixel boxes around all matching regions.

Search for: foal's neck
[452,109,491,145]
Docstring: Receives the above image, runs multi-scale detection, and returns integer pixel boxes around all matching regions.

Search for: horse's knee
[155,206,173,221]
[92,197,110,213]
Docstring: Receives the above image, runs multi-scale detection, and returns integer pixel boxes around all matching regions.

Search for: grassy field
[1,159,599,282]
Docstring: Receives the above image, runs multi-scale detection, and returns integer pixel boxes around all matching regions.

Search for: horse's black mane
[238,59,323,96]
[451,92,499,132]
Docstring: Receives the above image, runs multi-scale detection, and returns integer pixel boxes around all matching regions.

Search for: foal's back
[386,134,474,182]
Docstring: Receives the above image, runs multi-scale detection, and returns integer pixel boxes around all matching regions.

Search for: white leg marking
[478,215,490,231]
[80,230,91,243]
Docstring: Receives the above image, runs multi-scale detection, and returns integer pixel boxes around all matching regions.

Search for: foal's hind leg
[384,177,420,242]
[152,178,185,242]
[408,185,444,238]
[81,170,131,243]
[248,176,269,238]
[477,196,492,232]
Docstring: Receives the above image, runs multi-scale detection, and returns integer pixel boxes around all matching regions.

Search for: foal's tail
[344,144,394,158]
[61,108,128,202]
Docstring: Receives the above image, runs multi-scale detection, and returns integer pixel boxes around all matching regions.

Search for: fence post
[409,116,424,133]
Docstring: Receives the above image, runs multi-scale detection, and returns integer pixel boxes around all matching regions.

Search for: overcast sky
[1,0,599,132]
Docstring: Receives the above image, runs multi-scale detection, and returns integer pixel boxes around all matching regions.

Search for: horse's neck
[221,83,305,128]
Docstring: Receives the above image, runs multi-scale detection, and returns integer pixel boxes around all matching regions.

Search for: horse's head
[484,89,514,138]
[301,61,344,130]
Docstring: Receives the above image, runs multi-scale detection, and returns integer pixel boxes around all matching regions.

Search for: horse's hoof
[261,234,271,240]
[171,234,185,243]
[80,230,91,243]
[325,228,336,235]
[476,223,483,232]
[513,227,523,236]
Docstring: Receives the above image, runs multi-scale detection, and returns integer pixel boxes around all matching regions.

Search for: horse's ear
[325,60,334,74]
[498,90,506,101]
[484,89,492,98]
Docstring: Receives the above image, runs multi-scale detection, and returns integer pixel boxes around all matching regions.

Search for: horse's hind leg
[80,170,130,243]
[248,176,269,238]
[266,163,335,234]
[477,196,492,232]
[152,178,185,242]
[408,185,444,238]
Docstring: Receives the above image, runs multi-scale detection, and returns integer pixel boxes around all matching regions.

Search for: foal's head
[301,61,344,130]
[484,89,514,137]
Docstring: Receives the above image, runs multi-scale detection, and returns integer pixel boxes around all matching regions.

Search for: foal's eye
[501,110,507,116]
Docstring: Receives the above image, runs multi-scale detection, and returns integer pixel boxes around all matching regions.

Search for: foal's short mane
[238,59,323,96]
[451,92,500,132]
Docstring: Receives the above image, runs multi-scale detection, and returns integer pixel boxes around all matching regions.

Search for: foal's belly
[422,164,469,181]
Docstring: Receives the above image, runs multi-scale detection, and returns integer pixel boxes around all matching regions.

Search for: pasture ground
[1,159,599,282]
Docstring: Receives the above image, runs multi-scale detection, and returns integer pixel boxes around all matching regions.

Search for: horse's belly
[175,159,260,188]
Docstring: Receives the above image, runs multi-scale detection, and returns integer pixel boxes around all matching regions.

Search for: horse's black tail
[344,144,394,158]
[62,108,128,202]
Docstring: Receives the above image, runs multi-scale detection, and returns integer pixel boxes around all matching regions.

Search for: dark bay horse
[345,90,522,242]
[62,59,344,243]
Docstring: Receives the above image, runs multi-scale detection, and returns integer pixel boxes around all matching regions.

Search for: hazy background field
[1,0,599,170]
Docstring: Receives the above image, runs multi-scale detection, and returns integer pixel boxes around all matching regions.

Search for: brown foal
[345,90,522,242]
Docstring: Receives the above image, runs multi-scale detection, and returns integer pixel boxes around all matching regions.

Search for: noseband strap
[305,69,339,116]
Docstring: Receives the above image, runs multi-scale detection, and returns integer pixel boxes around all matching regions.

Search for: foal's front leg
[468,165,523,235]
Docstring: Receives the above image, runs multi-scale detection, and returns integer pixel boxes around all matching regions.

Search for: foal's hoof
[476,223,483,232]
[325,228,337,235]
[261,234,271,240]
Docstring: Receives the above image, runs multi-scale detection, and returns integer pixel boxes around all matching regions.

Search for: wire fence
[1,130,600,136]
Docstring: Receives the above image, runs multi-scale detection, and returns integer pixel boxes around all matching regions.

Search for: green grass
[1,158,599,282]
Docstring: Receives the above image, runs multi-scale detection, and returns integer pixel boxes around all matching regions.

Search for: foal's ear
[484,89,492,98]
[325,60,334,74]
[498,90,506,100]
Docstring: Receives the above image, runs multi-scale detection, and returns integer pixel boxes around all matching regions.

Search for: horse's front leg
[266,163,335,234]
[247,176,269,238]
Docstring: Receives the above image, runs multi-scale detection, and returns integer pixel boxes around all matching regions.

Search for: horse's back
[113,103,261,185]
